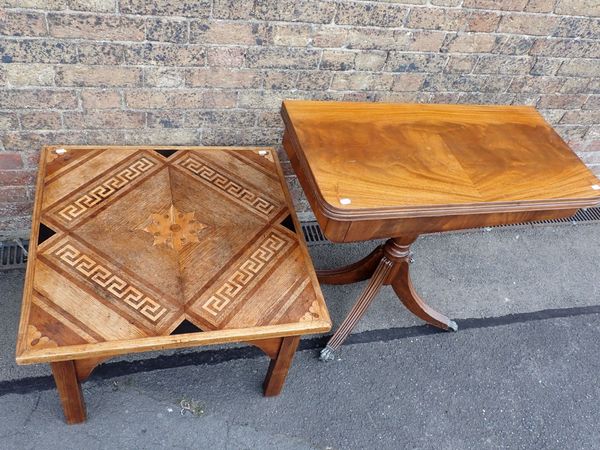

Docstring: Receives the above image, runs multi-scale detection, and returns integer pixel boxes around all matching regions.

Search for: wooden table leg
[316,244,384,285]
[319,236,457,361]
[319,256,393,361]
[51,361,87,424]
[385,237,458,332]
[263,336,300,397]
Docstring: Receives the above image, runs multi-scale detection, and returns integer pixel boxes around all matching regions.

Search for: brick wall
[0,0,599,237]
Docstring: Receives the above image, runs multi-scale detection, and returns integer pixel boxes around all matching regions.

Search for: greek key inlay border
[53,242,168,323]
[176,155,276,216]
[55,156,156,223]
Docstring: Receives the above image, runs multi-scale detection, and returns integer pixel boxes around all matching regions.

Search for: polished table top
[282,101,600,241]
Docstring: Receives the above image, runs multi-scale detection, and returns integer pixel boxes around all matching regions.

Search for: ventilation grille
[0,240,29,270]
[1,207,599,268]
[301,221,326,244]
[300,207,600,246]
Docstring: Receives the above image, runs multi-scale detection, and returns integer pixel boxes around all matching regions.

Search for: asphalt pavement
[0,223,599,449]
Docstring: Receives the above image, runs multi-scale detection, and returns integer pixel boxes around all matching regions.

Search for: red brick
[531,39,599,59]
[560,111,600,125]
[270,24,312,47]
[335,2,408,27]
[498,14,559,36]
[0,201,33,217]
[466,12,502,32]
[252,0,337,24]
[263,71,298,90]
[344,28,397,50]
[405,31,447,52]
[0,89,78,109]
[560,78,590,94]
[0,153,23,170]
[558,59,600,77]
[508,76,564,93]
[190,21,265,45]
[555,0,600,16]
[538,94,588,109]
[63,111,146,129]
[185,68,262,89]
[355,51,388,71]
[524,0,557,12]
[473,55,533,75]
[407,8,500,32]
[125,90,237,109]
[146,18,188,44]
[69,0,116,12]
[186,110,257,128]
[463,0,528,10]
[0,215,32,236]
[0,169,35,186]
[4,63,55,87]
[313,26,348,48]
[445,33,498,53]
[0,112,19,130]
[0,186,29,203]
[330,72,394,91]
[123,43,206,66]
[212,0,254,20]
[147,111,185,128]
[584,95,600,110]
[48,13,145,41]
[206,47,245,67]
[1,130,87,154]
[245,47,320,69]
[1,0,67,7]
[76,42,125,65]
[444,55,478,73]
[81,90,122,109]
[391,73,426,92]
[20,112,62,130]
[120,0,212,18]
[56,66,142,87]
[0,10,47,37]
[296,72,332,90]
[144,68,185,88]
[320,51,356,71]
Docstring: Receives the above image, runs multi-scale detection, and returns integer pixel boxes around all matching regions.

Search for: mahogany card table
[281,100,600,361]
[16,145,330,424]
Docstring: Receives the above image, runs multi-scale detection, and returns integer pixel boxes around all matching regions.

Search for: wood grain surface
[282,101,600,242]
[16,146,331,365]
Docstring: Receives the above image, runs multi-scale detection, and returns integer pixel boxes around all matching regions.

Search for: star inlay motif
[142,204,207,251]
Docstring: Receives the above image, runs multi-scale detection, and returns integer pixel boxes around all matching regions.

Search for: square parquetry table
[16,145,331,424]
[281,100,600,361]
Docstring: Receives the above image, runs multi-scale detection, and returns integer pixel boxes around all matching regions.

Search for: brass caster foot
[319,346,336,362]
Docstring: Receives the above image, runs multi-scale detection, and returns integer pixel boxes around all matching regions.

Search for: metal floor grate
[0,239,29,270]
[1,207,599,268]
[300,206,600,246]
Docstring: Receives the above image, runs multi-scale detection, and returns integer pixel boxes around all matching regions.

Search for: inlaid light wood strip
[172,151,282,219]
[33,260,148,342]
[42,148,138,210]
[259,277,310,326]
[32,294,99,344]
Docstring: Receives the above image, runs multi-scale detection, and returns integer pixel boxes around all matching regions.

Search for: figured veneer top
[282,101,600,220]
[17,146,330,364]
